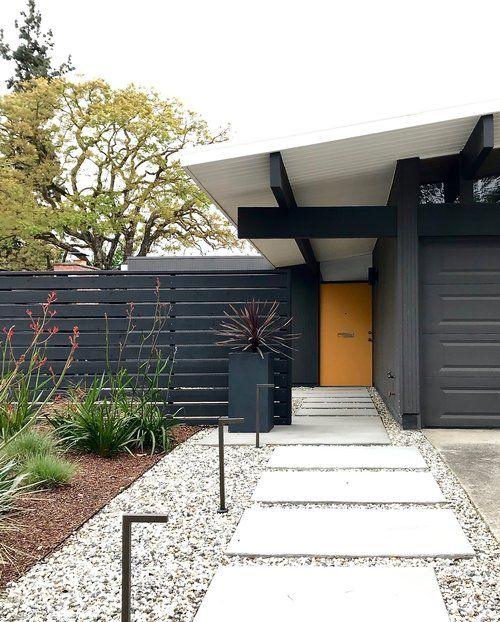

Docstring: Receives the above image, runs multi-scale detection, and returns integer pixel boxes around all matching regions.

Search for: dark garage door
[420,238,500,428]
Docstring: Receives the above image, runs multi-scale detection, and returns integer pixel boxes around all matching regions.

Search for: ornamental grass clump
[0,437,29,564]
[215,300,298,358]
[23,454,75,488]
[0,427,75,490]
[1,428,59,463]
[0,448,26,515]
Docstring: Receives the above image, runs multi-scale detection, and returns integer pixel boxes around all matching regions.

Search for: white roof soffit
[180,101,500,267]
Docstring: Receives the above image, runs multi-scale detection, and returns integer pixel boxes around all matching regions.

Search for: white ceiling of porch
[180,101,500,267]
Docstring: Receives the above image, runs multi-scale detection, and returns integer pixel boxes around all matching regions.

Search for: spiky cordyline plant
[215,300,298,359]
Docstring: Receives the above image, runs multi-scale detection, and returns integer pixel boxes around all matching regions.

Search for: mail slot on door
[337,332,355,338]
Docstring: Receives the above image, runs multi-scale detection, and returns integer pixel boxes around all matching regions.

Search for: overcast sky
[1,0,499,144]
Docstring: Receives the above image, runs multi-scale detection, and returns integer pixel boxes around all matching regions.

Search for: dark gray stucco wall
[290,265,319,385]
[373,239,401,420]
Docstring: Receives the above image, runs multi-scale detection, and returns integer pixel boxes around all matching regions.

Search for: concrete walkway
[424,429,500,542]
[194,415,389,445]
[297,388,378,416]
[194,388,474,621]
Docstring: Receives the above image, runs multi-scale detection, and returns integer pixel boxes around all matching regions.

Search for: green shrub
[1,429,58,464]
[48,288,179,458]
[128,408,177,454]
[23,454,75,488]
[49,376,133,458]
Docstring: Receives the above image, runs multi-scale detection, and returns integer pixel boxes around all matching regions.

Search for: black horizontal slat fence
[0,270,292,425]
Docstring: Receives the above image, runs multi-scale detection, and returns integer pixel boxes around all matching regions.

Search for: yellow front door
[319,283,372,386]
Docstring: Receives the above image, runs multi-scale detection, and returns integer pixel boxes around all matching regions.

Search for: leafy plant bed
[0,425,200,589]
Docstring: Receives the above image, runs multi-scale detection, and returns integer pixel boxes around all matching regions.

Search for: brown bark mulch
[0,425,201,590]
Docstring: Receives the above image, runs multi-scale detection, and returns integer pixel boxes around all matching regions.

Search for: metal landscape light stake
[255,384,274,448]
[175,416,244,513]
[121,514,169,622]
[217,416,244,513]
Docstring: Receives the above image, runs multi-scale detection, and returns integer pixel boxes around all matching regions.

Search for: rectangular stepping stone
[227,507,474,557]
[295,396,370,401]
[194,416,390,445]
[297,407,377,416]
[301,398,373,404]
[268,445,428,470]
[301,399,374,405]
[292,392,371,399]
[300,403,376,409]
[252,471,446,503]
[294,388,369,392]
[193,566,450,622]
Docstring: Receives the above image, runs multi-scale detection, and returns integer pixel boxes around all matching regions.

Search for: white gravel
[0,390,498,622]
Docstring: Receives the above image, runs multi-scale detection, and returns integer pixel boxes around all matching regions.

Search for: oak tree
[0,78,240,269]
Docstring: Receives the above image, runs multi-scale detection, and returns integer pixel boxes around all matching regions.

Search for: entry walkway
[194,388,474,621]
[194,415,389,445]
[297,386,378,416]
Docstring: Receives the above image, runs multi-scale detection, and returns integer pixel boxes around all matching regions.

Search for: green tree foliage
[0,0,74,90]
[0,78,240,269]
[0,78,60,268]
[474,176,500,202]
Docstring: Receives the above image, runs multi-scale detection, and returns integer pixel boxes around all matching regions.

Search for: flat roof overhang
[180,101,500,267]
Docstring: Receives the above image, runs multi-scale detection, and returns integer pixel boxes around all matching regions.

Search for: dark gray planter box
[228,352,274,433]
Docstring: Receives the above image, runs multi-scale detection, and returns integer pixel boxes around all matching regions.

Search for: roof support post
[458,162,474,204]
[391,158,421,429]
[269,152,318,275]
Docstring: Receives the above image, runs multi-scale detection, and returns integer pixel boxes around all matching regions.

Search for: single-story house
[179,102,500,430]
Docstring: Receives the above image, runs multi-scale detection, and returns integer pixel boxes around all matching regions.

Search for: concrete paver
[297,407,377,416]
[194,416,390,445]
[252,470,446,503]
[193,566,450,622]
[268,445,428,470]
[227,507,474,558]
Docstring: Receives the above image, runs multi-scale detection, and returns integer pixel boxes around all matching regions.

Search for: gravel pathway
[0,391,498,621]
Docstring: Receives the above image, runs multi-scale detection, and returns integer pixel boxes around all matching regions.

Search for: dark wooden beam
[238,206,396,238]
[269,152,317,274]
[420,148,500,187]
[460,114,494,179]
[477,146,500,178]
[392,158,421,429]
[419,204,500,236]
[270,151,297,209]
[440,115,495,203]
[420,154,458,185]
[295,239,317,269]
[288,237,316,273]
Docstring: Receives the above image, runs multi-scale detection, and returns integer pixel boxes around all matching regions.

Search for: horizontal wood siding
[0,270,292,425]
